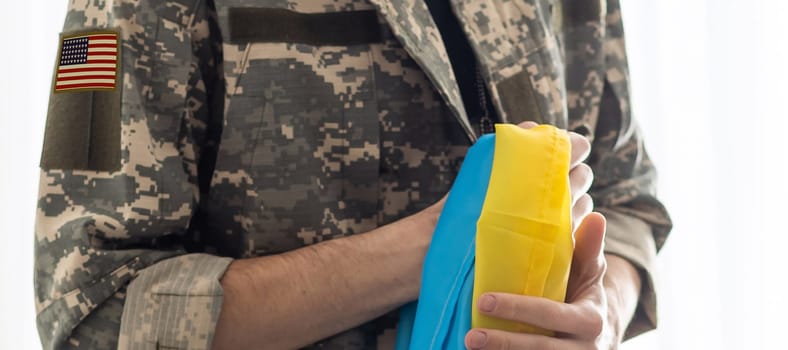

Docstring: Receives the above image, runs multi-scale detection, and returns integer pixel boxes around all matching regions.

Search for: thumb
[574,212,606,264]
[567,212,607,301]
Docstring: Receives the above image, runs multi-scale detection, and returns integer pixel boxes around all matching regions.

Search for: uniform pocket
[205,2,388,256]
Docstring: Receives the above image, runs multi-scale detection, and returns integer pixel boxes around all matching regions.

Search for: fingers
[569,132,591,169]
[465,187,608,350]
[476,293,604,340]
[572,194,593,230]
[516,121,539,129]
[569,160,593,230]
[573,213,606,264]
[569,163,593,206]
[567,213,608,301]
[516,122,595,231]
[517,122,591,169]
[568,132,592,216]
[465,328,590,350]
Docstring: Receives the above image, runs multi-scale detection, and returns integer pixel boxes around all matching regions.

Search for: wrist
[420,196,445,230]
[603,254,642,345]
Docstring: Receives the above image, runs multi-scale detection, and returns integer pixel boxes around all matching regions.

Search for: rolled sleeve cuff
[598,208,659,340]
[118,253,233,350]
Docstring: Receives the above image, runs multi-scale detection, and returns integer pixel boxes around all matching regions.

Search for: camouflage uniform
[35,0,672,349]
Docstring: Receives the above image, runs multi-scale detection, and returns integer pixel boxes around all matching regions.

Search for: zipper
[475,67,495,135]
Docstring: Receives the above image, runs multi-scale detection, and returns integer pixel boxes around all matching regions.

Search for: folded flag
[396,124,574,349]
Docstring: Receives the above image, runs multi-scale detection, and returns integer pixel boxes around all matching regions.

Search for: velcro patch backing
[227,8,383,45]
[41,29,122,171]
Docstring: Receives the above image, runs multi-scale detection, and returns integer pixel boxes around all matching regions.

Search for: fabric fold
[397,124,575,348]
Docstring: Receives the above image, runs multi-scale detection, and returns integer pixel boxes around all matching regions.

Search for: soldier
[35,0,671,349]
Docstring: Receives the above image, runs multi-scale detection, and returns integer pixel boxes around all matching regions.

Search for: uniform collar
[367,0,477,141]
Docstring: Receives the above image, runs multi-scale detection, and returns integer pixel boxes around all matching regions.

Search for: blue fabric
[445,264,474,349]
[395,134,495,349]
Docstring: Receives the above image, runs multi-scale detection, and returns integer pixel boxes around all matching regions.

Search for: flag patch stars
[54,32,119,92]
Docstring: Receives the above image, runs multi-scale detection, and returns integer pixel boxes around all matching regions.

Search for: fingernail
[468,330,488,348]
[479,294,496,313]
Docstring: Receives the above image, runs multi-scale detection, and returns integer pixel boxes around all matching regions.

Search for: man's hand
[464,213,611,350]
[518,121,593,228]
[462,122,633,349]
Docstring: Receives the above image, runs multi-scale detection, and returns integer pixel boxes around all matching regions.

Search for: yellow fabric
[472,124,574,335]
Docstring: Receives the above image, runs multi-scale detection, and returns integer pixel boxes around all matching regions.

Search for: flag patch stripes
[54,32,119,92]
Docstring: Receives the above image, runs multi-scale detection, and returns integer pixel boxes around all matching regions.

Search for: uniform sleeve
[587,0,673,340]
[34,1,231,349]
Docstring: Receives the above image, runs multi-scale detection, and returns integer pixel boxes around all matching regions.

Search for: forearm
[603,254,642,345]
[211,204,441,349]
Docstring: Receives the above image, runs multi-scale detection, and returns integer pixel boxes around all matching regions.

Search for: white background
[1,1,787,349]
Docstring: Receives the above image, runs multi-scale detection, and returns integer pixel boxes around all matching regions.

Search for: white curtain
[622,1,788,349]
[0,2,66,349]
[2,1,786,349]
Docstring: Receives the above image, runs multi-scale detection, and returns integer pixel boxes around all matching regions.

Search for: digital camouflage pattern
[35,0,671,349]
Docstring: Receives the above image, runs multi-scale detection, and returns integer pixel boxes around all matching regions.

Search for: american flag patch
[54,32,119,92]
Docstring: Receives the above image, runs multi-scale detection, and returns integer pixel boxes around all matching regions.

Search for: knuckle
[518,121,538,129]
[583,310,605,338]
[543,304,565,325]
[581,194,594,210]
[540,337,560,350]
[569,165,593,188]
[497,296,516,320]
[578,163,593,179]
[569,168,580,181]
[598,257,608,275]
[571,132,591,150]
[573,195,593,215]
[499,333,513,350]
